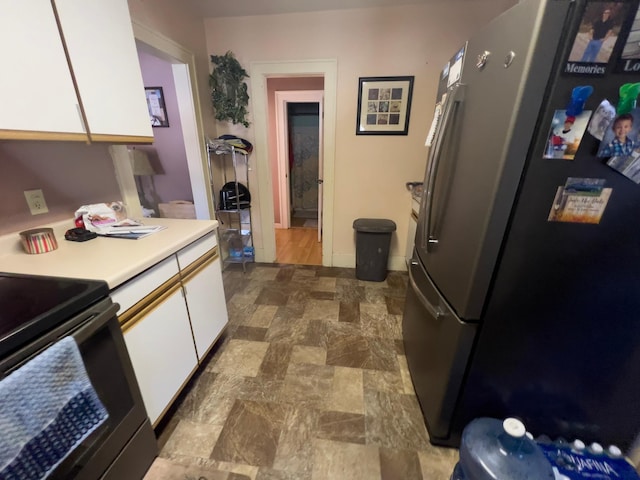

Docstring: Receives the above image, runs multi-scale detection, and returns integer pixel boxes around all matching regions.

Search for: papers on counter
[96,220,166,239]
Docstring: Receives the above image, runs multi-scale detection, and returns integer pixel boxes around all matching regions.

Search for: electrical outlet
[24,189,49,215]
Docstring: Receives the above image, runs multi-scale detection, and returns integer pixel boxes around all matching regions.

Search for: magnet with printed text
[548,178,611,224]
[615,1,640,72]
[565,0,634,75]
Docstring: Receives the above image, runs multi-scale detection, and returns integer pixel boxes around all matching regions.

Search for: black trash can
[353,218,397,282]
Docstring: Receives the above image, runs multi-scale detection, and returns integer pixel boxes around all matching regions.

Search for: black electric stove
[0,272,109,358]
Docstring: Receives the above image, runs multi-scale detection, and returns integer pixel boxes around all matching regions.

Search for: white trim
[275,91,291,229]
[250,59,337,266]
[131,20,213,220]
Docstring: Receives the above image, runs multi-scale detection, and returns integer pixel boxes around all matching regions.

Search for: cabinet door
[54,0,153,142]
[183,253,228,360]
[0,0,86,140]
[123,283,197,425]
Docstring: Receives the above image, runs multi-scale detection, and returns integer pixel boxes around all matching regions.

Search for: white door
[317,97,324,242]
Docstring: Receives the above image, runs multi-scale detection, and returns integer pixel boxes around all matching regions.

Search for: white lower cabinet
[177,232,228,360]
[122,283,197,424]
[182,254,228,359]
[112,232,228,426]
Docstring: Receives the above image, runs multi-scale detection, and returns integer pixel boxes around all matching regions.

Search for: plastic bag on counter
[74,202,128,233]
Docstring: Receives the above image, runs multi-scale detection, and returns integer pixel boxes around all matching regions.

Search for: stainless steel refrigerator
[403,0,640,450]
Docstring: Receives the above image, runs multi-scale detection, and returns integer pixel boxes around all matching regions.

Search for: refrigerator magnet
[606,151,640,183]
[548,178,611,224]
[587,99,616,140]
[447,46,465,88]
[544,110,592,160]
[565,1,633,75]
[614,1,640,73]
[596,107,639,157]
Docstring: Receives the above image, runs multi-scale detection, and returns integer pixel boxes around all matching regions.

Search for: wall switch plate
[24,189,49,215]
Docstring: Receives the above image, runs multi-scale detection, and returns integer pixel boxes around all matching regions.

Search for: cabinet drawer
[177,232,217,269]
[111,255,180,315]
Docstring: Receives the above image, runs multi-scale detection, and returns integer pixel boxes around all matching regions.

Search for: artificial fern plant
[209,51,250,127]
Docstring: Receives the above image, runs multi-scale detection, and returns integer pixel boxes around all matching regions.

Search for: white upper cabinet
[0,1,86,140]
[0,0,153,143]
[54,0,152,142]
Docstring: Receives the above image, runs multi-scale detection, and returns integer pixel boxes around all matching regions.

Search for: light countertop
[0,218,218,289]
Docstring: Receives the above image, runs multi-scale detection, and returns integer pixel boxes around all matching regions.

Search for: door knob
[317,179,324,185]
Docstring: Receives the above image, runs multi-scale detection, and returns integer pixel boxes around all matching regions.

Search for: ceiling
[183,0,443,18]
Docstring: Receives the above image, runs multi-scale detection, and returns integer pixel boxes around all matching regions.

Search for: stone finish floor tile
[209,339,270,377]
[324,366,364,414]
[311,439,381,480]
[290,345,327,365]
[316,410,366,444]
[325,332,399,372]
[379,448,423,480]
[272,406,318,475]
[211,399,288,467]
[145,457,233,480]
[150,264,459,480]
[161,420,223,458]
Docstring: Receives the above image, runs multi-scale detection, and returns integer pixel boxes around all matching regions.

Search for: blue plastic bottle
[451,418,555,480]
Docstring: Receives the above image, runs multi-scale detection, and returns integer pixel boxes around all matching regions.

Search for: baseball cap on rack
[217,135,253,153]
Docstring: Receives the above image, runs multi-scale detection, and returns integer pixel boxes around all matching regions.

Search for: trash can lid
[353,218,397,233]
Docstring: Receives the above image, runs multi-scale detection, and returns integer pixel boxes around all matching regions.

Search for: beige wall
[203,1,516,266]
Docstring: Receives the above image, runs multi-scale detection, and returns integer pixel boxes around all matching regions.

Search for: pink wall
[136,50,193,209]
[0,142,121,235]
[267,77,325,224]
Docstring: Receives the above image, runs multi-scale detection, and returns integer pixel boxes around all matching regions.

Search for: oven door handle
[72,302,120,344]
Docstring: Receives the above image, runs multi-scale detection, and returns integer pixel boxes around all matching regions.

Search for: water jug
[451,417,555,480]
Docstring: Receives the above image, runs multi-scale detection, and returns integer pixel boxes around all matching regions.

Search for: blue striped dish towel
[0,336,108,479]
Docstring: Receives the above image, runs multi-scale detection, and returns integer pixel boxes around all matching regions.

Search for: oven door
[0,298,157,480]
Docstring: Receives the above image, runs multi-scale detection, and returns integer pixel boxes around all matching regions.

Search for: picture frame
[356,76,414,135]
[145,87,169,127]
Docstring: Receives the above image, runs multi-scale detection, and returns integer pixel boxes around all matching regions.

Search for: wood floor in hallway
[275,227,322,266]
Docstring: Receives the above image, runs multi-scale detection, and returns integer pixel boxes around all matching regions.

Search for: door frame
[275,90,324,232]
[250,60,337,266]
[112,21,213,220]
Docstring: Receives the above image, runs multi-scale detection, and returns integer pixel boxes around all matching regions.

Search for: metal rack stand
[206,142,254,271]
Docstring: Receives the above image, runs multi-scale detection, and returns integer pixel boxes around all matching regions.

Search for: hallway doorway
[129,21,212,220]
[249,59,337,266]
[276,99,322,232]
[274,91,324,265]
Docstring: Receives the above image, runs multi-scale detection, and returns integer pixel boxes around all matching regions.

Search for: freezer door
[415,0,571,320]
[402,255,476,443]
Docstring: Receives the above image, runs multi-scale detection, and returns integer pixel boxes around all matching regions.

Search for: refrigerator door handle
[424,83,465,250]
[409,260,446,319]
